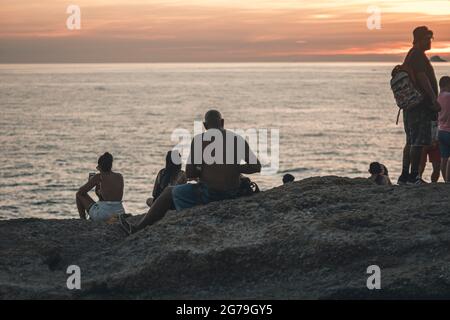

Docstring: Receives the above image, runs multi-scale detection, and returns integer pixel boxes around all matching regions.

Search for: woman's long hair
[160,150,182,189]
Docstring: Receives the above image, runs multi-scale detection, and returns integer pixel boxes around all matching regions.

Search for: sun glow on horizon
[1,0,449,62]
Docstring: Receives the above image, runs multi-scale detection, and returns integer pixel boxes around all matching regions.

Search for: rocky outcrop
[430,55,447,62]
[2,176,450,299]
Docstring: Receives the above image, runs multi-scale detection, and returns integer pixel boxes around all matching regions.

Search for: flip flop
[118,214,132,236]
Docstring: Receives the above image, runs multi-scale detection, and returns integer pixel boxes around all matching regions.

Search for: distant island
[430,55,447,62]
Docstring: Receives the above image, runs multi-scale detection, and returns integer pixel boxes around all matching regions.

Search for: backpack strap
[396,109,401,125]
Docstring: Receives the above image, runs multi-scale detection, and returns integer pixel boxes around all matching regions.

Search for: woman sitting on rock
[146,150,187,207]
[76,152,125,221]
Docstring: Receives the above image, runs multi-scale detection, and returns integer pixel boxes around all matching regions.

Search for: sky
[1,0,450,62]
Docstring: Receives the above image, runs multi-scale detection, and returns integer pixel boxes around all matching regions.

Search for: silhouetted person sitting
[282,174,295,184]
[76,152,125,221]
[146,150,187,207]
[119,110,261,235]
[369,162,392,185]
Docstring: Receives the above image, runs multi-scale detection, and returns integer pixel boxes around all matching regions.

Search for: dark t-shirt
[404,47,438,122]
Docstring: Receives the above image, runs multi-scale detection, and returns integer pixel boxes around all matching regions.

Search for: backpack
[390,64,424,125]
[238,176,260,197]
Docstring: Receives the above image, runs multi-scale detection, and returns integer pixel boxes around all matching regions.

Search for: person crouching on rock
[119,109,262,235]
[368,162,392,185]
[76,152,125,221]
[282,174,295,184]
[146,150,187,208]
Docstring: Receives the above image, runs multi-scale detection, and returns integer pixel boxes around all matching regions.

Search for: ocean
[1,62,450,219]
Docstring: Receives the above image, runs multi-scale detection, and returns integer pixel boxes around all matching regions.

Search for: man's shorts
[424,144,441,163]
[439,130,450,158]
[404,118,432,147]
[171,183,239,211]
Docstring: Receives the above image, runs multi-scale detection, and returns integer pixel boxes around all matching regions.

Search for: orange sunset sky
[1,0,450,62]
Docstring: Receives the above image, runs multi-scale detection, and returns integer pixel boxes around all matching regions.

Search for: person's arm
[176,171,187,184]
[239,140,262,174]
[185,166,198,179]
[95,184,104,201]
[186,137,201,180]
[152,171,162,199]
[118,172,124,199]
[77,174,100,196]
[385,175,392,186]
[417,72,441,111]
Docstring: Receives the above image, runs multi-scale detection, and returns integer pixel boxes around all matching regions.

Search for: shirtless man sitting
[76,152,125,221]
[119,110,261,234]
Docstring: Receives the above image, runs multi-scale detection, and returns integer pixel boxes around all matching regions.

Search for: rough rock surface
[2,176,450,299]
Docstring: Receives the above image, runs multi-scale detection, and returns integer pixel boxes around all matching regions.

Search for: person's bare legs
[419,146,428,178]
[134,187,174,231]
[441,158,448,182]
[402,144,411,172]
[398,143,411,183]
[410,146,424,180]
[446,159,450,182]
[431,161,441,182]
[76,192,95,219]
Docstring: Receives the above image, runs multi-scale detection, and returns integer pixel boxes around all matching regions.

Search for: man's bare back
[187,127,260,192]
[197,129,244,191]
[94,171,124,201]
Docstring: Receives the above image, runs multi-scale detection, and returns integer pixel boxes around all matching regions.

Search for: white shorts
[88,201,125,221]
